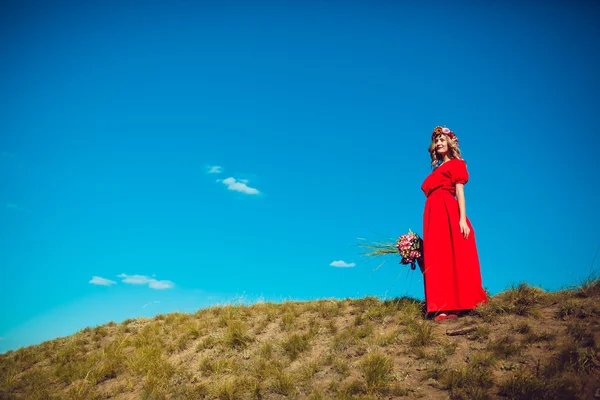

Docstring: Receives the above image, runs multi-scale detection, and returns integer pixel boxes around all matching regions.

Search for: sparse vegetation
[1,278,599,399]
[438,362,494,400]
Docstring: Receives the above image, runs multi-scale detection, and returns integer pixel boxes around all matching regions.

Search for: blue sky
[1,0,599,353]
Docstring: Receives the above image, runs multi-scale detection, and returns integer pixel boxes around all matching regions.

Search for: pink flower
[442,127,451,134]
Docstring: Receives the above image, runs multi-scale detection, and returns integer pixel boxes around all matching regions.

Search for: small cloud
[148,280,175,290]
[142,300,162,308]
[6,203,25,211]
[117,274,151,285]
[219,177,260,195]
[207,165,223,174]
[89,276,117,286]
[118,274,175,290]
[330,260,356,268]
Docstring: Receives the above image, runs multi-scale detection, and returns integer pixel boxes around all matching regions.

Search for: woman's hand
[455,184,470,239]
[459,219,470,239]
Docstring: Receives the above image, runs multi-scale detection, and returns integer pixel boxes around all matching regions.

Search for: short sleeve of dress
[450,159,469,185]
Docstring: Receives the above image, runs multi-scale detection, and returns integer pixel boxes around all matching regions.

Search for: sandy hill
[1,280,599,400]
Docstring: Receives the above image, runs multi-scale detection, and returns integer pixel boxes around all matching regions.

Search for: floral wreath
[432,126,458,144]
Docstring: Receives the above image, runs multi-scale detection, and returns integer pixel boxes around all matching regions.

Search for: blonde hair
[429,134,463,168]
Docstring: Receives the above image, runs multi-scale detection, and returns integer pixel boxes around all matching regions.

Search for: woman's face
[434,135,449,156]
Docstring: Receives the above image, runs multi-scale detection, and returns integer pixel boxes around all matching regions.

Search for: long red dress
[420,158,487,314]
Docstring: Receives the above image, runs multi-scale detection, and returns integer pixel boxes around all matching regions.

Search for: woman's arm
[455,183,470,239]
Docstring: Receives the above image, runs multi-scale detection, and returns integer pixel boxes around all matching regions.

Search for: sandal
[434,313,458,321]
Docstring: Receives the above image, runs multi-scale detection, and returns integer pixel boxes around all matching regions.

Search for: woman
[420,126,487,321]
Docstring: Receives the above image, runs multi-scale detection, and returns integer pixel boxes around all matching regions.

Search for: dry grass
[1,277,599,399]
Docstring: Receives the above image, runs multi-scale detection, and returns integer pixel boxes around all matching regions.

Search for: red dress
[420,158,487,313]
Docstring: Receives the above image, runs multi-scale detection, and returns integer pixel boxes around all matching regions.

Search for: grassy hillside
[1,279,599,400]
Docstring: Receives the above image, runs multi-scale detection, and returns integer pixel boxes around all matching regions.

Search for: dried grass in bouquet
[360,229,424,272]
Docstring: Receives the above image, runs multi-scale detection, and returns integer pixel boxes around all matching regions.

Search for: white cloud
[89,276,117,286]
[207,165,223,174]
[142,301,161,309]
[118,274,175,290]
[219,177,260,195]
[330,260,356,268]
[148,280,175,290]
[117,274,151,285]
[6,203,25,211]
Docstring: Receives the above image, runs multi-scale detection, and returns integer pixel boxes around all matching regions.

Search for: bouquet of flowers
[359,229,424,273]
[395,230,423,271]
